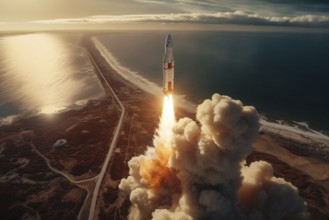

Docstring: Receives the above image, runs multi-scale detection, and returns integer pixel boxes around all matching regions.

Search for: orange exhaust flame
[157,94,175,142]
[140,144,180,189]
[140,94,180,190]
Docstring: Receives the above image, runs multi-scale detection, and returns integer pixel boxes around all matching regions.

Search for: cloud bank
[30,11,329,27]
[119,94,309,220]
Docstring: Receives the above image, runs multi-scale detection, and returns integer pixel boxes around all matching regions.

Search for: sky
[0,0,329,30]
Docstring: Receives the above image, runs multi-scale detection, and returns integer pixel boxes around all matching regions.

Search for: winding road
[29,143,98,184]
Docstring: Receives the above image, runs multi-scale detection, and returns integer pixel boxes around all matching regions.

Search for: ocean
[95,30,329,132]
[0,33,105,122]
[0,30,328,134]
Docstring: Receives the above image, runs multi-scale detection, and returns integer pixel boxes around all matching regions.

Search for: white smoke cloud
[119,93,309,220]
[240,161,309,220]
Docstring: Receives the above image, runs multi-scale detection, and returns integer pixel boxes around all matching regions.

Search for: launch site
[0,32,328,220]
[1,1,329,220]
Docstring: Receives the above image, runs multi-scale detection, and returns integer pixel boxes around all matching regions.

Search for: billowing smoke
[119,93,309,220]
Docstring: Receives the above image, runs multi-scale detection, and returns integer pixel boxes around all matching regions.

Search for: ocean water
[96,31,329,132]
[0,33,105,122]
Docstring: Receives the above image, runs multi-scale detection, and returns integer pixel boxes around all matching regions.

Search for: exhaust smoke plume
[119,93,309,220]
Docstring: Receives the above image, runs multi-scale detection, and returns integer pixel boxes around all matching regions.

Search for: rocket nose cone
[167,34,172,42]
[166,34,173,47]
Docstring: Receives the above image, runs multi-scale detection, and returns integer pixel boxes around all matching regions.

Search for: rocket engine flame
[118,29,308,220]
[139,94,178,190]
[157,94,176,143]
[119,93,309,220]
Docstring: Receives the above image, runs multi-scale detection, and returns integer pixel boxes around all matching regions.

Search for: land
[0,33,328,220]
[249,135,329,219]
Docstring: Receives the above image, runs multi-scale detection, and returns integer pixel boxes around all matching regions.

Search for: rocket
[163,34,174,95]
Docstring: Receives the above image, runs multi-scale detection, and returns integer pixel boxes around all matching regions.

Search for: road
[28,44,126,220]
[29,143,98,184]
[29,141,98,220]
[87,50,126,220]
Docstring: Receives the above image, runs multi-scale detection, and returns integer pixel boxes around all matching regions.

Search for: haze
[1,0,329,30]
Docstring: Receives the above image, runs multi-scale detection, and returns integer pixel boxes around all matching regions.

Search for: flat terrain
[0,98,119,219]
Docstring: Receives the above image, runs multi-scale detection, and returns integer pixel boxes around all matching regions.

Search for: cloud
[134,0,166,4]
[257,0,329,14]
[1,0,328,23]
[290,14,329,23]
[119,93,309,220]
[265,0,329,5]
[30,11,329,27]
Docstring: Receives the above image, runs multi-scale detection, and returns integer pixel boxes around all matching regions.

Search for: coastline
[0,33,106,127]
[92,36,329,148]
[0,33,328,219]
[92,37,197,113]
[89,36,329,218]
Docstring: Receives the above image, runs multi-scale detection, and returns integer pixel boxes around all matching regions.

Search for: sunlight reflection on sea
[0,33,104,118]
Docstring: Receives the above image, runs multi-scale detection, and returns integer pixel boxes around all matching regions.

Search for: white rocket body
[163,34,174,95]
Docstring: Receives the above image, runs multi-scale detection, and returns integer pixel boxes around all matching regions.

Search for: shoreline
[88,36,329,218]
[92,37,197,113]
[1,33,328,219]
[0,97,106,127]
[2,33,327,145]
[91,36,329,148]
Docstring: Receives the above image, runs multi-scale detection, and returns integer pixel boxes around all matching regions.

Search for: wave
[0,98,99,127]
[260,118,329,143]
[0,115,19,126]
